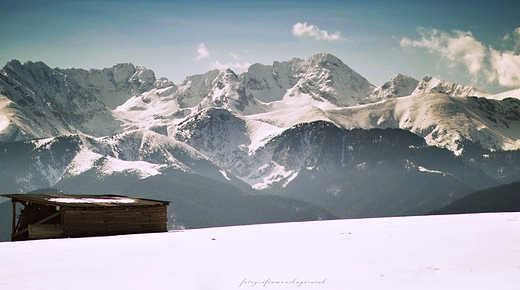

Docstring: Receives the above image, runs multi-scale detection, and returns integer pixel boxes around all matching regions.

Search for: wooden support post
[12,211,63,239]
[11,200,16,240]
[13,201,24,238]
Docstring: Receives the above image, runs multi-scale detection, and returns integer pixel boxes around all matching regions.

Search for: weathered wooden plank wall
[28,224,64,239]
[62,205,168,237]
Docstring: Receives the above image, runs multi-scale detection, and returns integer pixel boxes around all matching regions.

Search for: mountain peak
[368,73,419,101]
[240,53,375,107]
[4,59,22,68]
[412,76,487,97]
[293,53,375,106]
[223,68,239,81]
[392,73,415,81]
[2,59,54,77]
[0,60,122,141]
[308,52,342,63]
[304,53,351,72]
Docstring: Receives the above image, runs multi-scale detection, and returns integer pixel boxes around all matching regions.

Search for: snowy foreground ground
[1,213,519,289]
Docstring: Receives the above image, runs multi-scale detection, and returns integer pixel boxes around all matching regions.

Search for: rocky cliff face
[60,63,159,109]
[369,73,419,101]
[411,76,488,97]
[0,60,122,141]
[242,53,375,107]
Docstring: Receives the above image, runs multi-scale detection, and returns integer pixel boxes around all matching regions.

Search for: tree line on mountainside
[430,181,520,215]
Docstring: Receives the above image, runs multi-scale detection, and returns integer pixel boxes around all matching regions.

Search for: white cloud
[292,22,344,42]
[503,27,520,52]
[194,43,209,61]
[401,27,520,88]
[209,61,252,72]
[400,28,486,77]
[489,48,520,87]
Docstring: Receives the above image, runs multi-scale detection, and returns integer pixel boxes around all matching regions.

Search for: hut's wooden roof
[0,194,170,208]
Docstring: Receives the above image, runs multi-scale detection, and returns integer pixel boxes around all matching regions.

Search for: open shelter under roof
[1,193,170,241]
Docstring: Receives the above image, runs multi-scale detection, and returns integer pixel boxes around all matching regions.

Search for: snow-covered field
[1,213,519,289]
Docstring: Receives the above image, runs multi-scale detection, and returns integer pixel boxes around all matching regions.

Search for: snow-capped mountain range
[2,53,520,218]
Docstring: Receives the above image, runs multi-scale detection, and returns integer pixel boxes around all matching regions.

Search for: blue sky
[2,0,520,93]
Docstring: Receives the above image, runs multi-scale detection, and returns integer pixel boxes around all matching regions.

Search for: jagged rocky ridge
[2,53,520,220]
[0,60,122,141]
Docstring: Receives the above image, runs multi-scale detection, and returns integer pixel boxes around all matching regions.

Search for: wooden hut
[1,193,170,241]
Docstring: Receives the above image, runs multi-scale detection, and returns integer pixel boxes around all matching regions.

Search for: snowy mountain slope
[1,213,519,290]
[172,67,266,115]
[112,82,183,135]
[486,87,520,101]
[246,105,340,129]
[110,54,517,157]
[411,76,488,97]
[201,69,266,115]
[174,108,336,188]
[175,108,252,173]
[114,68,268,133]
[368,73,419,101]
[325,93,520,154]
[248,123,496,216]
[285,53,376,106]
[60,63,160,109]
[0,135,82,192]
[3,55,508,154]
[1,54,513,149]
[0,60,122,141]
[173,106,340,162]
[174,69,220,108]
[0,94,48,141]
[207,89,520,158]
[174,114,497,216]
[242,53,376,108]
[83,129,222,175]
[0,130,237,193]
[242,62,295,103]
[115,52,376,130]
